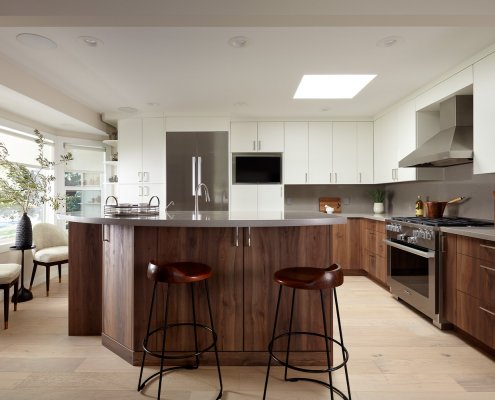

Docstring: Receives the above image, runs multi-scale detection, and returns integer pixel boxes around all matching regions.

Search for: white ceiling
[1,1,495,130]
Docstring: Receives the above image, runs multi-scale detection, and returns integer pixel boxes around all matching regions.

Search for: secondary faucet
[165,200,174,210]
[194,183,210,216]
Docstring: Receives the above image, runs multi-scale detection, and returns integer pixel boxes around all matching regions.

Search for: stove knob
[425,230,433,240]
[407,236,418,244]
[398,233,407,241]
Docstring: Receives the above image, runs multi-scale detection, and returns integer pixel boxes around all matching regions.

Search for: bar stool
[137,261,223,400]
[263,263,351,400]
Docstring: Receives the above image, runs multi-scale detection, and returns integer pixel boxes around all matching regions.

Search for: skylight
[293,74,377,99]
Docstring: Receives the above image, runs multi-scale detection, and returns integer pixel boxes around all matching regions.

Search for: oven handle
[384,239,436,259]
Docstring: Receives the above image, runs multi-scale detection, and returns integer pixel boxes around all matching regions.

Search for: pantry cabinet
[117,117,166,203]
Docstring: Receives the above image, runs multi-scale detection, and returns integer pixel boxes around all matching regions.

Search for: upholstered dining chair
[29,223,69,296]
[0,263,21,329]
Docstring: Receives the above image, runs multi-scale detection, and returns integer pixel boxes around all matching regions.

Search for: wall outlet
[342,197,351,205]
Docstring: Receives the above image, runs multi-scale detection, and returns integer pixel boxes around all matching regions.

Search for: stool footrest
[267,331,349,374]
[286,377,350,400]
[138,363,199,391]
[143,322,217,360]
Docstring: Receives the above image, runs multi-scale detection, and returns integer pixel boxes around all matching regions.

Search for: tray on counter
[104,196,160,216]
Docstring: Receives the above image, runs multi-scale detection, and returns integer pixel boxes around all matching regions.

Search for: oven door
[385,239,437,319]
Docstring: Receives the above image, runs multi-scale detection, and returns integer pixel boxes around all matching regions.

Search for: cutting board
[319,197,342,213]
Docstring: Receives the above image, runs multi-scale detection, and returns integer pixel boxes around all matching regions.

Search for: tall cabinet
[117,118,166,204]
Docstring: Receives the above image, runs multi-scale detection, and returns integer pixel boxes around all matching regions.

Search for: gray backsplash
[284,164,494,220]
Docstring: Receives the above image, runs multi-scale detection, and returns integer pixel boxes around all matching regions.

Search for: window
[0,123,54,248]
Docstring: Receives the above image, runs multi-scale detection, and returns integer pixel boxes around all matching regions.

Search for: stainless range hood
[399,95,473,168]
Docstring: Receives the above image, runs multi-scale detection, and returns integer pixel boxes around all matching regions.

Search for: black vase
[15,212,32,249]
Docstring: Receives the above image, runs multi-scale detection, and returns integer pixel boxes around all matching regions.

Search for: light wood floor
[0,276,494,399]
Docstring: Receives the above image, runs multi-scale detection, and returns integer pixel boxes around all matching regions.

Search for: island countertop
[63,210,347,227]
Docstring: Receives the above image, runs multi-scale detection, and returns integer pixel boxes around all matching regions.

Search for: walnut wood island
[66,211,346,366]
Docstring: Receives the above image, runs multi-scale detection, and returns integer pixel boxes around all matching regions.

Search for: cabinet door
[308,122,332,184]
[474,52,495,174]
[284,122,308,184]
[141,183,165,204]
[231,122,257,152]
[117,183,142,204]
[442,234,457,324]
[230,185,258,212]
[373,114,396,183]
[118,119,143,184]
[333,122,357,184]
[258,184,283,212]
[395,99,417,182]
[257,121,284,152]
[142,118,165,183]
[357,122,374,184]
[244,226,332,352]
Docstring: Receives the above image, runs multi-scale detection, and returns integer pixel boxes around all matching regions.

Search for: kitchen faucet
[194,183,210,216]
[165,200,174,210]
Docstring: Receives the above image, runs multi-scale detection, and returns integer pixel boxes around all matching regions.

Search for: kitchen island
[66,211,346,366]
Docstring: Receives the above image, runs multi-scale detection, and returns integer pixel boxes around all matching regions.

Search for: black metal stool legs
[263,286,352,400]
[262,285,283,400]
[137,279,222,400]
[204,280,223,399]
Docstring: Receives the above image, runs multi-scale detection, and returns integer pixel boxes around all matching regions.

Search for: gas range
[385,216,492,329]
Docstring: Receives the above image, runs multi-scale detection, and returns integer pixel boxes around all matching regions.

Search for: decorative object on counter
[319,197,342,213]
[111,152,118,161]
[370,189,386,214]
[425,196,464,218]
[0,129,73,248]
[415,195,424,217]
[104,195,160,216]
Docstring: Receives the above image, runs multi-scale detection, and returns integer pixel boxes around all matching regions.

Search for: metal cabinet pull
[143,172,149,182]
[329,172,332,183]
[305,172,308,183]
[253,140,256,151]
[258,140,261,151]
[334,172,337,183]
[479,306,495,317]
[144,186,150,196]
[234,227,239,247]
[480,243,495,251]
[138,171,143,182]
[247,227,251,247]
[359,172,362,183]
[139,186,143,196]
[102,225,109,242]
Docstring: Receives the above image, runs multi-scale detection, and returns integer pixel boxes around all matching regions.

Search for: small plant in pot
[370,189,386,214]
[0,129,73,249]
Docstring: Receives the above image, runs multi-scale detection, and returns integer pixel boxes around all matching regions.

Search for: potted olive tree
[0,129,73,248]
[370,189,386,214]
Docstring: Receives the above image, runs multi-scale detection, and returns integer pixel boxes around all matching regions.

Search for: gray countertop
[440,226,495,241]
[63,210,347,228]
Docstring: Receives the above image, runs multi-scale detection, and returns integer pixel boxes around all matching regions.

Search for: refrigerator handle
[192,156,196,196]
[198,156,202,193]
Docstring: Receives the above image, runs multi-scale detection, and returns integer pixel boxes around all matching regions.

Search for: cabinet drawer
[456,254,479,295]
[479,240,495,262]
[479,304,495,348]
[376,232,387,258]
[375,254,388,284]
[365,219,376,231]
[479,259,495,309]
[375,221,386,235]
[364,230,376,252]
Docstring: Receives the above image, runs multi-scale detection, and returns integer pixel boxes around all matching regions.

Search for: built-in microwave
[232,153,282,184]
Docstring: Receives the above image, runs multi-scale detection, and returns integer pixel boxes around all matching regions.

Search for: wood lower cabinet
[244,226,332,352]
[445,234,495,350]
[361,220,387,285]
[331,218,361,271]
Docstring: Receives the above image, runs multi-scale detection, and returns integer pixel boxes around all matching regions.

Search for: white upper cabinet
[118,118,142,185]
[284,122,308,184]
[257,122,284,152]
[142,118,166,183]
[374,99,416,184]
[258,184,284,212]
[231,122,258,152]
[357,122,374,184]
[333,122,358,184]
[308,122,332,184]
[473,52,495,174]
[231,121,284,153]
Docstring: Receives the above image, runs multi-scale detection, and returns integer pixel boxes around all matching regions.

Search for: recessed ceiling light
[117,107,139,114]
[234,101,247,107]
[376,36,403,48]
[78,36,103,47]
[147,102,160,107]
[228,36,248,48]
[16,33,57,49]
[294,75,377,99]
[321,107,331,112]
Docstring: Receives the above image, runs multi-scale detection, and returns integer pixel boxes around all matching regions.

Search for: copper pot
[425,197,464,218]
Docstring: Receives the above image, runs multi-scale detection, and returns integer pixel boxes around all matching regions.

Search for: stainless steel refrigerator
[166,131,229,211]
